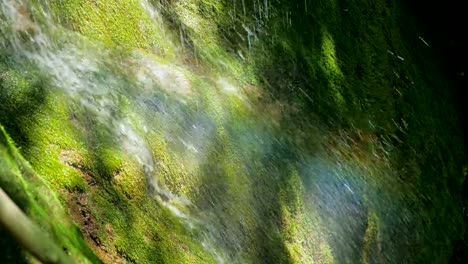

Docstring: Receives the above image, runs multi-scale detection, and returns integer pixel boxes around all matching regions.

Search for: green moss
[1,45,217,264]
[148,132,199,198]
[0,125,100,263]
[1,0,466,263]
[49,0,177,58]
[319,29,345,108]
[1,55,85,191]
[90,188,215,264]
[23,96,88,190]
[362,210,380,264]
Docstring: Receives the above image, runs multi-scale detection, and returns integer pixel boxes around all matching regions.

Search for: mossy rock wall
[1,0,466,263]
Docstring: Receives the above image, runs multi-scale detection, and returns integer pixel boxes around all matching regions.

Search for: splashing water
[1,0,463,263]
[0,0,233,261]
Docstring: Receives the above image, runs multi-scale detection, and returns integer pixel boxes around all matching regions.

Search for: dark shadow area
[399,0,468,261]
[399,0,468,146]
[0,227,29,264]
[398,0,468,169]
[395,2,468,262]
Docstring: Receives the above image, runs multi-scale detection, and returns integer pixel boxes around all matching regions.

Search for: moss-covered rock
[1,0,466,263]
